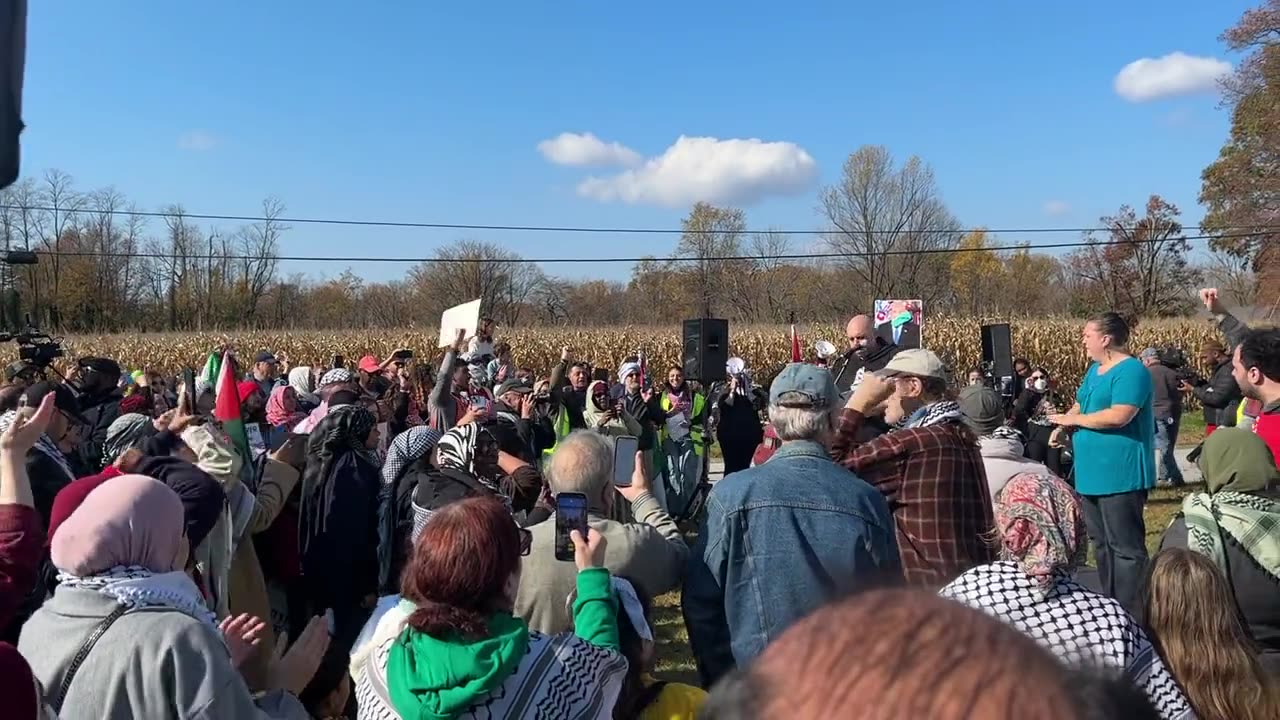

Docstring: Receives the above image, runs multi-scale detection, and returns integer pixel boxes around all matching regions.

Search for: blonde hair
[1144,548,1280,720]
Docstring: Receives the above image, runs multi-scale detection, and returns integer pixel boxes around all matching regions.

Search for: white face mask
[1033,378,1048,393]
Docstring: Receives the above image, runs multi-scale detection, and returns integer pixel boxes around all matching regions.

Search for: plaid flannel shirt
[832,408,996,587]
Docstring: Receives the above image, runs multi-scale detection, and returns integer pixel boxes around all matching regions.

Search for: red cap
[357,355,381,373]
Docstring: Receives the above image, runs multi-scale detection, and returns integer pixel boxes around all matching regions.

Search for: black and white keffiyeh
[58,565,219,630]
[351,601,627,720]
[0,409,75,482]
[901,400,964,430]
[987,425,1024,443]
[940,562,1194,720]
[381,426,442,487]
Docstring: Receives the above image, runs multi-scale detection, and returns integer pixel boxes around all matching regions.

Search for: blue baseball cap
[768,363,837,408]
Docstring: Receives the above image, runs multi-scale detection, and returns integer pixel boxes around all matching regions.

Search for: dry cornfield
[11,317,1229,391]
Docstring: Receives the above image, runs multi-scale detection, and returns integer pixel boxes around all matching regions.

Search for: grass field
[650,411,1209,686]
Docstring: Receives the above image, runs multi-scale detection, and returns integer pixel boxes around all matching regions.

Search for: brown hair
[1143,548,1280,720]
[400,496,521,639]
[742,589,1078,720]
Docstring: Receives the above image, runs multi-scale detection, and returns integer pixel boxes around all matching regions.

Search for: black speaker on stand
[980,323,1015,396]
[682,318,729,383]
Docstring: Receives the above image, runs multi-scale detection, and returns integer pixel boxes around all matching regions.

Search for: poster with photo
[873,299,923,349]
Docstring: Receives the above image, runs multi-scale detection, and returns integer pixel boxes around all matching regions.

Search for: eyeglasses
[518,528,532,556]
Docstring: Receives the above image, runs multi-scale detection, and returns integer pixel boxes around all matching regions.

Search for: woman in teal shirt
[1048,312,1154,614]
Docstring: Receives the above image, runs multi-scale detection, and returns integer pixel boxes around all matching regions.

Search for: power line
[10,231,1254,265]
[3,203,1279,236]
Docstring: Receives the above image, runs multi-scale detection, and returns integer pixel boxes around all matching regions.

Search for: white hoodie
[978,436,1055,506]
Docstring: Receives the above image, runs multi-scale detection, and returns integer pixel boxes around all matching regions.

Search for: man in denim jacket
[682,363,902,687]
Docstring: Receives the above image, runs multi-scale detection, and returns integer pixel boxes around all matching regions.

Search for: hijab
[134,455,227,551]
[103,413,156,467]
[583,379,629,432]
[382,426,443,487]
[1183,428,1280,582]
[47,467,123,546]
[289,365,320,405]
[51,474,185,575]
[995,473,1086,590]
[267,385,307,428]
[435,422,501,493]
[1199,427,1280,494]
[300,405,378,555]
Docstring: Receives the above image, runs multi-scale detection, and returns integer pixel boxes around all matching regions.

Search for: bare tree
[676,202,746,317]
[406,239,545,325]
[820,146,961,308]
[235,196,286,325]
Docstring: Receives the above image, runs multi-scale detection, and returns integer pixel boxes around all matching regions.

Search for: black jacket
[1191,358,1242,427]
[830,340,902,398]
[77,388,123,471]
[412,464,543,520]
[623,390,659,452]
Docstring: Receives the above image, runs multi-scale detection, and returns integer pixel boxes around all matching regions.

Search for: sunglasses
[519,527,532,556]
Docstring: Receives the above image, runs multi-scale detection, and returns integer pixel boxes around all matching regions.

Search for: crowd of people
[0,292,1276,719]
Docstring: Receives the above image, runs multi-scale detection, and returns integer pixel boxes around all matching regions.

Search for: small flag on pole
[789,313,802,363]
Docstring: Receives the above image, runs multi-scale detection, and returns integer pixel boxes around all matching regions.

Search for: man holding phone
[514,431,688,635]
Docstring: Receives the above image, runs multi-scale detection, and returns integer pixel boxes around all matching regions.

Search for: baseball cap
[958,385,1005,435]
[496,378,534,396]
[768,363,837,408]
[254,351,278,365]
[357,355,382,374]
[21,382,89,425]
[875,349,948,381]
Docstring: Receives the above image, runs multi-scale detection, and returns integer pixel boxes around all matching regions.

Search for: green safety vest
[660,392,707,455]
[541,405,573,460]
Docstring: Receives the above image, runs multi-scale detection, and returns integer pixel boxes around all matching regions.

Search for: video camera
[1,319,64,378]
[1155,346,1202,385]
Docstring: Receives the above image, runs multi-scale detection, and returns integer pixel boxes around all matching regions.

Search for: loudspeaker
[682,318,729,382]
[980,323,1014,380]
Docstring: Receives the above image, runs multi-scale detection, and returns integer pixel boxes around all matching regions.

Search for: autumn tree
[1067,196,1201,317]
[820,146,961,309]
[1200,0,1280,307]
[676,202,746,317]
[949,229,1002,315]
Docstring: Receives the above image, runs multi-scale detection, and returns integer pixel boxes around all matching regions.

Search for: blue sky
[19,1,1249,283]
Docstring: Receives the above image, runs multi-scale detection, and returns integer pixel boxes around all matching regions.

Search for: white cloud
[1043,200,1070,217]
[177,130,217,151]
[575,135,818,207]
[536,132,641,167]
[1113,52,1231,102]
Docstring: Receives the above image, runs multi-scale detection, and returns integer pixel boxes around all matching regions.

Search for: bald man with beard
[829,314,903,441]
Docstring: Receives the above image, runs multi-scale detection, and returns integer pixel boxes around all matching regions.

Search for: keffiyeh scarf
[0,409,74,481]
[987,425,1024,443]
[902,400,964,430]
[941,563,1194,720]
[381,427,443,487]
[1182,491,1280,583]
[352,601,627,720]
[58,565,219,630]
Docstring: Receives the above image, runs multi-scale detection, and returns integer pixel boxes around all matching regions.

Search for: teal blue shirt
[1073,357,1155,496]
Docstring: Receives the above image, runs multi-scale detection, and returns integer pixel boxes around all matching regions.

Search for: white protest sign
[438,299,482,348]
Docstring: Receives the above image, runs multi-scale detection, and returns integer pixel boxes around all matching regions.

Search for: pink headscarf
[267,385,307,428]
[51,474,186,575]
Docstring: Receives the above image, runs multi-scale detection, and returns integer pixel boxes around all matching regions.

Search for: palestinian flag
[197,351,220,391]
[790,322,803,363]
[214,351,251,464]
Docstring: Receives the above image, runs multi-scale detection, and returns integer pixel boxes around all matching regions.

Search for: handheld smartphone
[613,435,639,488]
[181,368,196,414]
[471,396,489,411]
[332,354,344,369]
[554,492,589,562]
[392,349,414,362]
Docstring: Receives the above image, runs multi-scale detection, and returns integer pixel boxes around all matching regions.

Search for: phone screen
[332,354,344,369]
[472,396,489,411]
[554,492,589,562]
[181,368,196,414]
[613,435,639,488]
